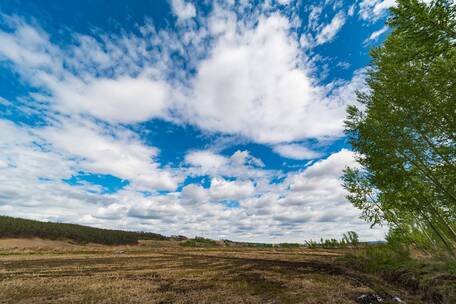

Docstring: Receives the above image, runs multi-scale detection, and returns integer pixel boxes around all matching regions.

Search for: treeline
[180,237,217,247]
[304,231,360,249]
[180,237,277,248]
[343,0,456,257]
[0,215,167,245]
[223,240,273,247]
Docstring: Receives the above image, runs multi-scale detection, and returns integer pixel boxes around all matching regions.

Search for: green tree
[342,0,456,256]
[343,231,360,247]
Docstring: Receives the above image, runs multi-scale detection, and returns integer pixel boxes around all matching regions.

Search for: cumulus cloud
[273,144,322,160]
[40,119,182,191]
[238,149,385,240]
[0,122,384,241]
[181,184,208,205]
[170,0,197,22]
[47,76,170,123]
[286,149,357,193]
[230,150,265,167]
[181,13,350,143]
[185,149,269,179]
[0,119,109,222]
[209,178,255,200]
[128,196,184,220]
[185,150,228,173]
[94,204,128,220]
[276,0,292,5]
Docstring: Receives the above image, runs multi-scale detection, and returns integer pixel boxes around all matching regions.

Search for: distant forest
[0,215,167,245]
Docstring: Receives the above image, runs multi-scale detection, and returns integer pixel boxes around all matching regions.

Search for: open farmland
[0,240,423,304]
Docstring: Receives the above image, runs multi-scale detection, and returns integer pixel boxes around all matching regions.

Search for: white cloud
[0,119,109,223]
[127,195,184,220]
[359,0,396,21]
[348,4,356,16]
[316,12,346,45]
[170,0,196,22]
[230,150,264,167]
[294,149,357,180]
[276,0,292,5]
[327,68,367,108]
[181,13,351,143]
[308,5,323,30]
[273,144,322,160]
[40,119,182,191]
[284,150,355,194]
[238,149,385,241]
[0,118,182,199]
[359,0,438,23]
[45,76,170,123]
[0,23,58,69]
[209,177,254,200]
[94,204,128,220]
[181,184,208,205]
[185,149,269,179]
[0,97,12,107]
[185,150,228,173]
[0,125,384,241]
[364,26,388,44]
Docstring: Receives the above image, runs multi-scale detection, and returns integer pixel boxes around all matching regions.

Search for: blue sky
[0,0,395,242]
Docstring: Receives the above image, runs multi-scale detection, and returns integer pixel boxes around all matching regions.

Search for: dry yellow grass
[0,239,422,303]
[0,238,80,249]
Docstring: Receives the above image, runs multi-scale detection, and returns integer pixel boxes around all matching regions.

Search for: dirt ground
[0,239,422,304]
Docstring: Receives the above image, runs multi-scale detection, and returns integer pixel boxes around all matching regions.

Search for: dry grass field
[0,239,422,304]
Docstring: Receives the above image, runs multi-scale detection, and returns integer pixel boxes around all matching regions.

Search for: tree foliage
[304,231,360,249]
[342,0,456,256]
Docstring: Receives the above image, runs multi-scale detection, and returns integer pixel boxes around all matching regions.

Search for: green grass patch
[340,244,456,304]
[180,237,218,247]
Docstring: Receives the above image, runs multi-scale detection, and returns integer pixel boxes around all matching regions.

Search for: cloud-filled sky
[0,0,396,242]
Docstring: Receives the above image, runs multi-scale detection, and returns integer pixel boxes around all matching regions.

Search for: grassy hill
[0,215,167,245]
